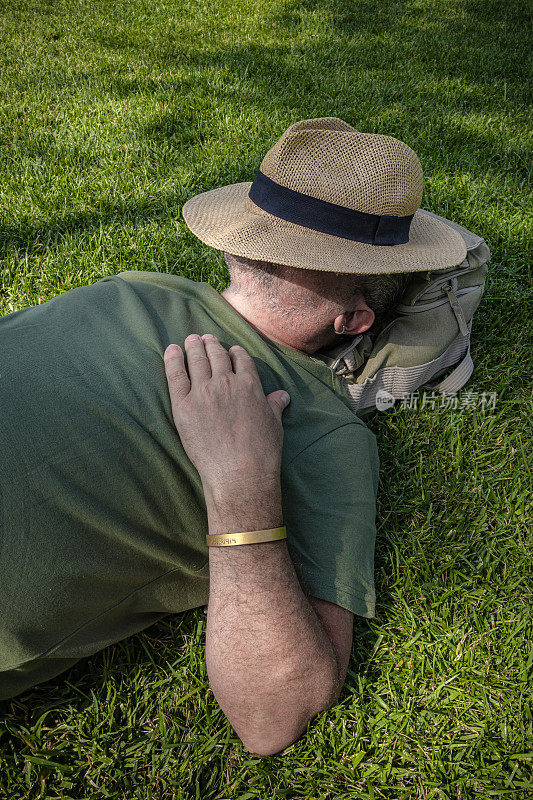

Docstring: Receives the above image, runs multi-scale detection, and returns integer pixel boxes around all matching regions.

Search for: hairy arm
[164,334,347,755]
[205,483,344,756]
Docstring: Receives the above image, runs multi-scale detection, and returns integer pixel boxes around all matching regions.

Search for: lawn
[0,0,531,798]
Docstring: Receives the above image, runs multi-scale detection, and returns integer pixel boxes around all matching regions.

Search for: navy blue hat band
[248,170,414,246]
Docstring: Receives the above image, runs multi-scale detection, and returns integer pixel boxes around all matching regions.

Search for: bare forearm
[162,336,340,754]
[205,483,342,755]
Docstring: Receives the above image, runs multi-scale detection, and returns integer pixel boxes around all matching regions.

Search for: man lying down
[0,118,468,755]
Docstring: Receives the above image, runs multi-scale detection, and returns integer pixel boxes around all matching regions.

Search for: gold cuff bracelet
[206,526,287,547]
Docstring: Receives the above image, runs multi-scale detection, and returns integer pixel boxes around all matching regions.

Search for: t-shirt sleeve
[281,422,380,619]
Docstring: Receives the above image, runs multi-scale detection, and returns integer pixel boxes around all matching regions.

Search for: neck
[220,289,330,354]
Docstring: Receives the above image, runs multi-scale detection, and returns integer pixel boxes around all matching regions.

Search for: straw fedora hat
[182,117,467,274]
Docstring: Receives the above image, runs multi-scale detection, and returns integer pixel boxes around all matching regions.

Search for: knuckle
[213,373,233,391]
[239,371,258,390]
[210,350,230,362]
[167,368,188,383]
[187,354,207,365]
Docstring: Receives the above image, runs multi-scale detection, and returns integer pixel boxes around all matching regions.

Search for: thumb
[267,390,291,421]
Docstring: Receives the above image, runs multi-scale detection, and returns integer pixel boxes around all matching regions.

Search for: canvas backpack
[315,210,491,417]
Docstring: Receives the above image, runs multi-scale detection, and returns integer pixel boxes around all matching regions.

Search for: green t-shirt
[0,272,379,700]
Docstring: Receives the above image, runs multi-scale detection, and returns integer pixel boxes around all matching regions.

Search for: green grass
[0,0,531,797]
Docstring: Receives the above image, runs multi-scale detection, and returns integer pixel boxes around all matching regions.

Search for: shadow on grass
[0,199,186,259]
[1,1,530,264]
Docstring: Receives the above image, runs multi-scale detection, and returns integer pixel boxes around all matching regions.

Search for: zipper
[442,281,469,336]
[402,262,477,306]
[396,281,476,336]
[395,284,478,314]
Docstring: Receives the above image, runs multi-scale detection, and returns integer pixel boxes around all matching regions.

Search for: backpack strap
[328,321,473,413]
[434,342,473,395]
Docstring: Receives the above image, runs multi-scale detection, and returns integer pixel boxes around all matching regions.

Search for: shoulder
[112,271,200,293]
[285,420,379,477]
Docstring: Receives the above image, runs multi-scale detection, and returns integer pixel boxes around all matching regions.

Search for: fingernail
[202,334,217,340]
[185,334,201,342]
[281,392,290,405]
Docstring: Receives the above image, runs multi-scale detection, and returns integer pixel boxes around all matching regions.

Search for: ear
[334,298,375,335]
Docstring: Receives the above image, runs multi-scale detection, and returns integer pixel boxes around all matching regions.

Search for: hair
[223,252,412,335]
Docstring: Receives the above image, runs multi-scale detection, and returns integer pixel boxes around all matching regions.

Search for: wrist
[203,478,283,535]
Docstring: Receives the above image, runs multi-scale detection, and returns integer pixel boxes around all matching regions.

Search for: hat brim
[182,181,467,274]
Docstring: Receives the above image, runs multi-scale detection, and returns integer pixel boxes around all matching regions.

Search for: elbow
[238,679,341,757]
[240,724,304,757]
[240,702,333,756]
[209,656,343,756]
[240,726,305,757]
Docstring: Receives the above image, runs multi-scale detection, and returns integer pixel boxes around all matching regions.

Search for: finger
[201,334,233,376]
[164,344,190,402]
[228,344,260,378]
[267,390,291,422]
[184,334,211,383]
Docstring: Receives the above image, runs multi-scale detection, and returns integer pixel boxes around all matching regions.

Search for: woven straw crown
[182,117,467,274]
